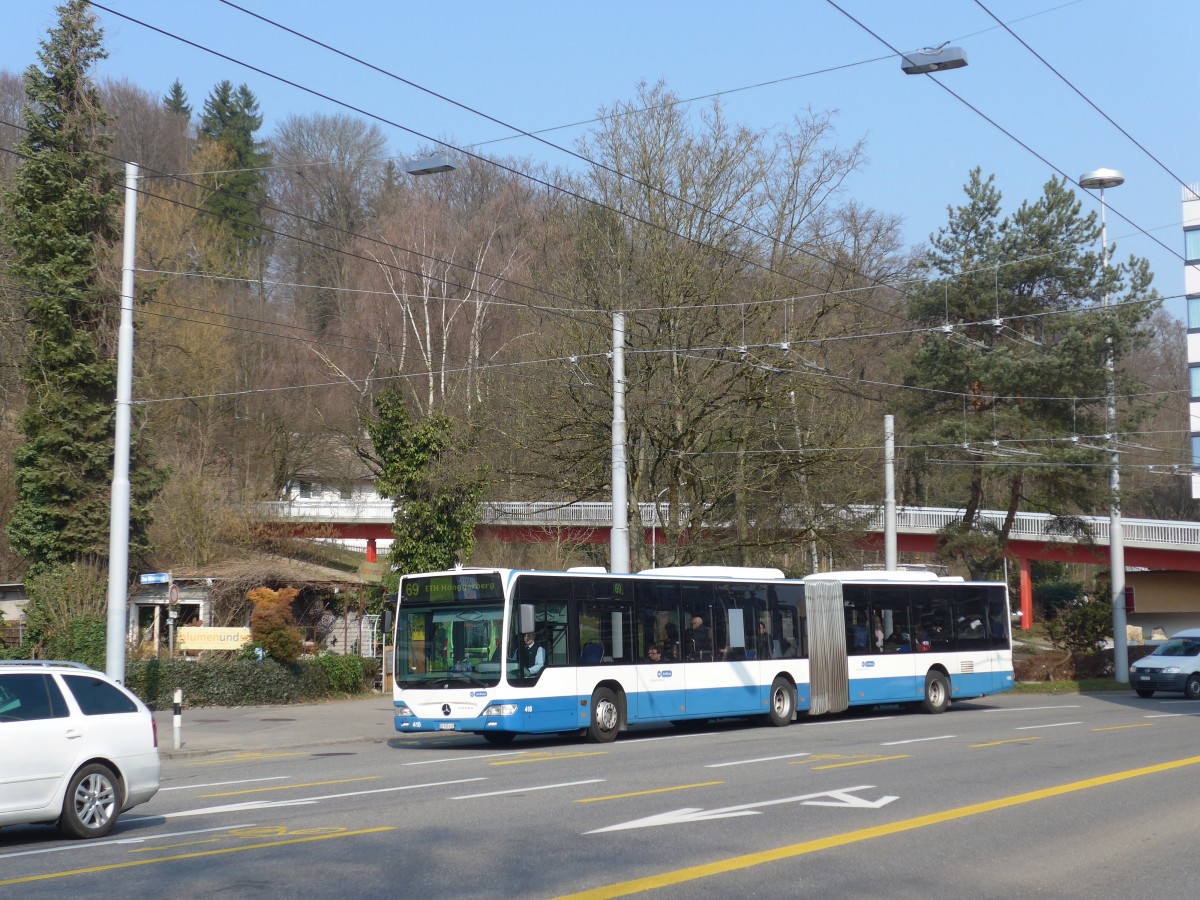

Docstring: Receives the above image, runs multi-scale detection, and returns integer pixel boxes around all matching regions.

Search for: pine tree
[2,0,162,573]
[197,79,270,256]
[163,78,191,119]
[901,169,1160,577]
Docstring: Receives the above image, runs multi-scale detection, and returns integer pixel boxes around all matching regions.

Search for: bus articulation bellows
[389,565,1013,744]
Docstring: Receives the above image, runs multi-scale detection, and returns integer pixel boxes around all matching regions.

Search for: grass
[1012,678,1128,694]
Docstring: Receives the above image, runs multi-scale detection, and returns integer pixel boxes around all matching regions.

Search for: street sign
[139,572,170,585]
[168,583,180,606]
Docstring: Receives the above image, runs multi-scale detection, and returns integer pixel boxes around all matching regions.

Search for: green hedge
[124,656,375,709]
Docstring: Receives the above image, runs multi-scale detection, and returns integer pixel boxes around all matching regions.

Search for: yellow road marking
[492,751,608,766]
[201,776,379,797]
[0,827,394,887]
[184,751,307,767]
[554,755,1200,900]
[810,754,910,770]
[128,839,220,853]
[1092,724,1153,732]
[577,782,724,803]
[970,737,1042,748]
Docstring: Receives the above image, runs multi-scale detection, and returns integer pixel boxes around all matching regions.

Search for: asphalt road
[2,691,1198,898]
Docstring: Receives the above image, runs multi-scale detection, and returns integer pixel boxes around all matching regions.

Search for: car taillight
[152,715,159,748]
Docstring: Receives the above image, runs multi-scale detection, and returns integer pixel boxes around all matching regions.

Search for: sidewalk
[154,694,397,759]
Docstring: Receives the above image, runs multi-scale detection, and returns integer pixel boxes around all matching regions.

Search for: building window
[1192,366,1200,401]
[1190,297,1200,331]
[1187,229,1200,263]
[1193,435,1200,469]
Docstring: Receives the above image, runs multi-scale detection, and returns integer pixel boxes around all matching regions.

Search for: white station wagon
[0,661,160,839]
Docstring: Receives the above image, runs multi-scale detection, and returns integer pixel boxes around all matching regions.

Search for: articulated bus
[389,565,1013,744]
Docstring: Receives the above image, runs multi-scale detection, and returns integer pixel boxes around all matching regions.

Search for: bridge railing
[259,499,1200,551]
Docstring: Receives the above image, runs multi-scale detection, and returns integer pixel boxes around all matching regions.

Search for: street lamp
[1078,166,1128,683]
[105,154,457,683]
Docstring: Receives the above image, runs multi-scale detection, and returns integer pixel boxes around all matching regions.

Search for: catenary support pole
[105,162,138,683]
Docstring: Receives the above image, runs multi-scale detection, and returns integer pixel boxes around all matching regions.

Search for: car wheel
[586,687,621,743]
[767,676,795,727]
[59,763,121,839]
[920,671,951,714]
[1135,688,1155,698]
[1185,674,1200,700]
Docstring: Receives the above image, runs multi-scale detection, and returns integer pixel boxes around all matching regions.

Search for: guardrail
[257,500,1200,551]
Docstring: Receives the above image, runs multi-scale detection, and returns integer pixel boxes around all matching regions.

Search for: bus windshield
[395,573,505,689]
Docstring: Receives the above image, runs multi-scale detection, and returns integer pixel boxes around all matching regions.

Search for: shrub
[124,655,375,708]
[1046,598,1111,654]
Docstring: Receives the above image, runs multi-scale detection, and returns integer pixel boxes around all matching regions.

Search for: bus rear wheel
[920,671,950,714]
[586,687,621,743]
[767,677,795,727]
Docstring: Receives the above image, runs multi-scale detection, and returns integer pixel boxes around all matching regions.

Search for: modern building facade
[1184,185,1200,499]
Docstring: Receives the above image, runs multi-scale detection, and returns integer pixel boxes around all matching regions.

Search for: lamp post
[104,155,456,683]
[1079,167,1128,683]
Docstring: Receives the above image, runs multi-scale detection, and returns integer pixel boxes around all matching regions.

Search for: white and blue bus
[389,566,1013,744]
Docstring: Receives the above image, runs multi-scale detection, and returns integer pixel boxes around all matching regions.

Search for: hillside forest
[0,3,1193,613]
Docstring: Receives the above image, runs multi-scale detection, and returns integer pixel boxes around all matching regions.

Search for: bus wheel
[767,677,795,727]
[482,732,516,745]
[586,687,621,743]
[921,671,950,714]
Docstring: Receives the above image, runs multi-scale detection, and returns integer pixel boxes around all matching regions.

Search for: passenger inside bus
[662,623,680,660]
[686,616,712,660]
[756,621,773,659]
[645,645,662,663]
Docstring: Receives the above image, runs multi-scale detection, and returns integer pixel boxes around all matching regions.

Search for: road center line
[810,755,910,770]
[577,782,723,803]
[453,779,604,800]
[556,754,1200,900]
[706,753,811,768]
[404,752,523,765]
[160,777,289,791]
[202,776,379,797]
[1015,721,1082,730]
[880,736,954,746]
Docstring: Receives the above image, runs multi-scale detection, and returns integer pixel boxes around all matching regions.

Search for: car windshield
[1151,638,1200,658]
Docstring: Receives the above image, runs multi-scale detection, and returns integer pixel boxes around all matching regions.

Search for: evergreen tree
[197,79,270,256]
[163,78,191,119]
[2,0,162,574]
[363,388,485,589]
[901,169,1160,577]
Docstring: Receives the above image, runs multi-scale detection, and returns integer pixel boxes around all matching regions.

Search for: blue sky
[4,1,1196,320]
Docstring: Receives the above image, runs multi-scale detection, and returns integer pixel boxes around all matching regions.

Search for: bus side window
[843,585,871,656]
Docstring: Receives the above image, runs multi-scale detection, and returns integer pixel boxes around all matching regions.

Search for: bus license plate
[438,723,456,730]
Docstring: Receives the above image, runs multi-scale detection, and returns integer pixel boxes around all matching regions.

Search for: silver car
[0,661,160,839]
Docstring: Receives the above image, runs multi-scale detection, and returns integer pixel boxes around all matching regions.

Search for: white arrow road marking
[585,785,898,833]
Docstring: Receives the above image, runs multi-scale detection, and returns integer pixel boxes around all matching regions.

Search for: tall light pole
[1079,167,1128,683]
[105,162,139,683]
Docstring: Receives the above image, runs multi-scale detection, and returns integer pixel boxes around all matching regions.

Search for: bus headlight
[481,703,518,717]
[394,704,415,717]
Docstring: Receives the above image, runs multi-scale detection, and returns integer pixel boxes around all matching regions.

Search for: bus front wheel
[920,671,950,714]
[767,677,795,727]
[586,687,621,743]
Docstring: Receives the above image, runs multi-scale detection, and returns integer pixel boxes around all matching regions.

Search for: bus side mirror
[383,609,393,635]
[520,604,536,635]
